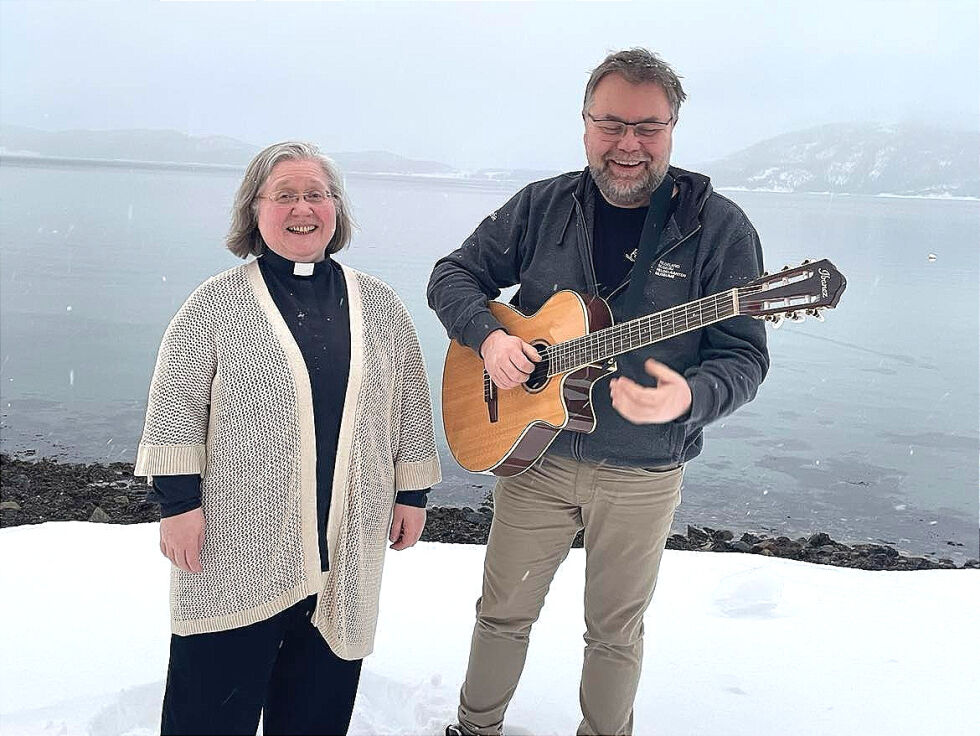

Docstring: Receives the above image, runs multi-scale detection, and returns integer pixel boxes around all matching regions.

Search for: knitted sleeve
[392,304,442,492]
[135,280,219,479]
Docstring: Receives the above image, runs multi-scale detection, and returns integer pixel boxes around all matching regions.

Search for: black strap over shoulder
[623,174,674,315]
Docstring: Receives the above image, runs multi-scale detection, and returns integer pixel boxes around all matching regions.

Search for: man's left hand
[389,504,426,550]
[610,359,692,424]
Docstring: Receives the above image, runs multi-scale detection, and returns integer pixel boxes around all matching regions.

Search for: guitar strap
[623,173,674,316]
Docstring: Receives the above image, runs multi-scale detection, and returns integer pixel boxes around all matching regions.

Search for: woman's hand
[389,504,426,551]
[159,507,206,573]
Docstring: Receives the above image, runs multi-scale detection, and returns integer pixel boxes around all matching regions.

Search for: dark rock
[807,532,832,547]
[463,511,490,525]
[6,473,31,489]
[711,529,734,542]
[687,526,710,545]
[731,541,753,553]
[740,532,763,545]
[667,534,695,551]
[854,544,899,558]
[709,541,733,552]
[89,506,111,523]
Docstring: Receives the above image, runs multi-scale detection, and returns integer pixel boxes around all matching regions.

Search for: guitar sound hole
[525,343,551,392]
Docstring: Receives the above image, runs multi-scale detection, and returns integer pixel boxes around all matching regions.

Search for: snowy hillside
[0,127,454,176]
[0,522,977,735]
[703,123,979,197]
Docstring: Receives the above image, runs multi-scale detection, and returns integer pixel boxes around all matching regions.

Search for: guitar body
[442,290,615,476]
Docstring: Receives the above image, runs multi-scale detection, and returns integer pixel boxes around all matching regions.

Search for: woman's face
[256,159,337,263]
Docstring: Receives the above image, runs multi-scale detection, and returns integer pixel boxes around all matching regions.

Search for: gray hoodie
[427,166,769,468]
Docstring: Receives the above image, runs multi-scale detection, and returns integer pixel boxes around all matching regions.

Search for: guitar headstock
[738,258,846,325]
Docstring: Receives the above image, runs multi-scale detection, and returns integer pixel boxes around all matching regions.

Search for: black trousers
[161,595,362,735]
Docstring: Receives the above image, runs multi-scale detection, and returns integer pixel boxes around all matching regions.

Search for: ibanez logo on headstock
[738,259,846,326]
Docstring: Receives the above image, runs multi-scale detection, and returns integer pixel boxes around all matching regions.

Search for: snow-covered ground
[0,522,977,735]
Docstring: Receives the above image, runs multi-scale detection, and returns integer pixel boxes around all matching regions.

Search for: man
[428,48,769,736]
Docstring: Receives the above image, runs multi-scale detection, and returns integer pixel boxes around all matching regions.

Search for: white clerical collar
[293,261,315,277]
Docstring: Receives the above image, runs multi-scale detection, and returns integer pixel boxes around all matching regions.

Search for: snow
[1,522,978,736]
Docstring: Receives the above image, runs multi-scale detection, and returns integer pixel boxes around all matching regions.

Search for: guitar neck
[547,289,739,375]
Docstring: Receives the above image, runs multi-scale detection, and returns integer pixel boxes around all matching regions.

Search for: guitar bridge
[483,371,499,423]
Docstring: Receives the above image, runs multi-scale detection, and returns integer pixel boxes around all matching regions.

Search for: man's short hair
[583,48,687,121]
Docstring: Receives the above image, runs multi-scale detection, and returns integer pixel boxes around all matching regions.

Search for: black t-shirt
[592,188,678,298]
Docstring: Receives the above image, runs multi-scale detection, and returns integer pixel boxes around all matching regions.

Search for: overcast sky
[2,0,977,171]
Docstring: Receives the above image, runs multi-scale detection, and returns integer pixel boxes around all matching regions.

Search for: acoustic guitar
[441,259,846,476]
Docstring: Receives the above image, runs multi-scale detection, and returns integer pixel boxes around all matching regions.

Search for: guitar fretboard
[544,289,739,376]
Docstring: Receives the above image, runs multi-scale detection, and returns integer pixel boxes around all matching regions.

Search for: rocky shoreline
[2,453,976,571]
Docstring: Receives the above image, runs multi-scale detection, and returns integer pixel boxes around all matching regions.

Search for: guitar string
[539,290,735,375]
[541,283,809,376]
[483,280,816,383]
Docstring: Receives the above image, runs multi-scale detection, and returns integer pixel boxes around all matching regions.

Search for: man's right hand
[480,329,541,389]
[159,507,205,573]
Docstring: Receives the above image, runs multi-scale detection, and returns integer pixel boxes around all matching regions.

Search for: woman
[136,141,441,735]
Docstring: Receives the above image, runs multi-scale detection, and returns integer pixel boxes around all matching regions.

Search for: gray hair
[226,141,355,259]
[583,48,687,122]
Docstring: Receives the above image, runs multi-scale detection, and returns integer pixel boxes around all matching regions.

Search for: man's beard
[591,156,669,207]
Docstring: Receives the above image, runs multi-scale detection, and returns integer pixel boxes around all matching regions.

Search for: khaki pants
[458,454,683,736]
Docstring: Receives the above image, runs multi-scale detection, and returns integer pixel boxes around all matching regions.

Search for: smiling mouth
[608,159,647,170]
[286,225,317,234]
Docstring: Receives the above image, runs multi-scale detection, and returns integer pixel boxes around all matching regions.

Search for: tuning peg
[807,309,825,322]
[768,315,784,329]
[781,265,790,271]
[790,311,806,322]
[761,271,769,277]
[802,259,811,265]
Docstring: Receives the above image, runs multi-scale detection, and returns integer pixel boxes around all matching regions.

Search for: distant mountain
[7,123,974,196]
[329,150,453,175]
[0,125,257,165]
[0,127,453,177]
[703,123,979,198]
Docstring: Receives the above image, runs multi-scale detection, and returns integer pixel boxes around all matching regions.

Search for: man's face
[584,74,675,208]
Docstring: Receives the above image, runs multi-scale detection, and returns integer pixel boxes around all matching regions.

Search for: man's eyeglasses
[586,113,674,139]
[258,190,338,206]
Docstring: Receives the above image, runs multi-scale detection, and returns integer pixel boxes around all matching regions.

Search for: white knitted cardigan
[135,259,441,659]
